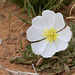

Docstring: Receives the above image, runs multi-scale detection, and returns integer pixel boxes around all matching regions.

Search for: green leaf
[15,14,31,25]
[42,0,52,11]
[39,2,41,15]
[27,3,32,24]
[10,56,33,65]
[20,40,22,48]
[19,45,37,59]
[18,49,23,54]
[36,67,42,72]
[9,12,12,24]
[26,45,32,51]
[27,0,36,17]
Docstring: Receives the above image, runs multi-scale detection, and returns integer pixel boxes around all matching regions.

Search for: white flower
[27,10,72,58]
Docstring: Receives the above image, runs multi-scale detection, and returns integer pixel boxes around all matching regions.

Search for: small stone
[16,50,19,53]
[0,39,2,45]
[20,30,25,36]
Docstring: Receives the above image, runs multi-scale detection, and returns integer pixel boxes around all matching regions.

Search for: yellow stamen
[42,27,59,43]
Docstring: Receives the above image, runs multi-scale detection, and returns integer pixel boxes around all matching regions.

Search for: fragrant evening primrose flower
[27,10,72,58]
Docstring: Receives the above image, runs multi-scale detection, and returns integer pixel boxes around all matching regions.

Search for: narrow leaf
[27,0,36,17]
[15,14,31,25]
[20,40,22,49]
[36,58,44,67]
[18,49,23,54]
[39,2,41,15]
[9,12,11,24]
[64,64,71,75]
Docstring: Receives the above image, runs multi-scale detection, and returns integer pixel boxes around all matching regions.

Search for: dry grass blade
[66,4,75,20]
[70,4,75,16]
[0,65,39,75]
[10,20,21,27]
[36,58,44,67]
[66,16,75,20]
[10,20,26,32]
[16,23,26,32]
[64,64,71,75]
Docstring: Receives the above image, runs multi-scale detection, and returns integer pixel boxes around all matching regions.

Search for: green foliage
[10,45,38,65]
[63,0,73,6]
[10,0,73,12]
[18,45,37,60]
[26,0,36,17]
[20,40,22,49]
[15,14,31,25]
[10,0,73,25]
[8,12,11,24]
[10,0,24,7]
[10,56,35,65]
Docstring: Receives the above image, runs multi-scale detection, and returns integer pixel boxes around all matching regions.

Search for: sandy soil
[0,1,75,75]
[0,3,34,75]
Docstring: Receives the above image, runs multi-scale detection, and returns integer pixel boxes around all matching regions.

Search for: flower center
[42,27,59,43]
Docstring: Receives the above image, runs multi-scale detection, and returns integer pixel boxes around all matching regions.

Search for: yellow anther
[42,27,59,43]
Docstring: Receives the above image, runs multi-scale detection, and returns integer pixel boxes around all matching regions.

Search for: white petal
[53,13,65,31]
[41,42,56,58]
[27,26,44,42]
[55,38,68,52]
[31,40,47,55]
[32,16,48,30]
[57,26,72,42]
[42,10,55,28]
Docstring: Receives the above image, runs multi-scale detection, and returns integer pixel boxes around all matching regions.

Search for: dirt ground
[0,1,75,75]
